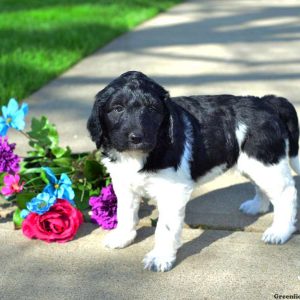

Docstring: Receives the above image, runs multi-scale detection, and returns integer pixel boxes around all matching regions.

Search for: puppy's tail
[262,95,300,174]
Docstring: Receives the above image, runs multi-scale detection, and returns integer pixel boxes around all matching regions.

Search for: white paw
[103,229,136,249]
[239,199,269,215]
[143,250,176,272]
[262,225,296,244]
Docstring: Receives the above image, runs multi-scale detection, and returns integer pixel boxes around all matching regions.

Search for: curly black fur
[87,71,299,181]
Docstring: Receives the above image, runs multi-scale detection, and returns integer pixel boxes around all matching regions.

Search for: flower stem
[19,130,30,139]
[23,176,44,187]
[79,178,87,203]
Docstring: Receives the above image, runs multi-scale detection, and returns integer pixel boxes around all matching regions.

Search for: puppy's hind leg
[238,154,297,244]
[240,184,270,215]
[262,179,297,244]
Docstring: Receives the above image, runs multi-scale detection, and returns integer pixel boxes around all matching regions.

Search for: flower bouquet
[0,98,118,243]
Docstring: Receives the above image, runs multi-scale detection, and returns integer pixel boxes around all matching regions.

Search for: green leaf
[73,188,90,211]
[53,157,73,167]
[105,177,112,186]
[40,169,49,184]
[21,167,42,175]
[16,192,35,209]
[52,146,67,158]
[89,187,100,197]
[48,126,59,147]
[31,116,46,132]
[27,143,46,157]
[84,160,104,181]
[27,116,60,153]
[50,167,73,174]
[27,116,72,161]
[13,208,24,229]
[65,146,72,157]
[0,172,5,184]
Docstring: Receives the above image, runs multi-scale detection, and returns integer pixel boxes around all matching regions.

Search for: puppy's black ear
[162,90,170,103]
[87,104,102,149]
[162,92,181,146]
[87,86,113,149]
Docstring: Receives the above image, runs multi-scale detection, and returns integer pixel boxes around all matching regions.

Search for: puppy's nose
[129,132,143,144]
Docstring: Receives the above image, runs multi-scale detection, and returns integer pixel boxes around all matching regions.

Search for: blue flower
[0,98,29,136]
[42,167,75,205]
[20,209,30,219]
[23,192,57,216]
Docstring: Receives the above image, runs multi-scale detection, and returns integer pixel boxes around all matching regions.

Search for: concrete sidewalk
[1,222,300,300]
[2,0,300,299]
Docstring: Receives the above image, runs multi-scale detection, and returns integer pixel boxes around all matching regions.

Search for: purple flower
[89,184,118,230]
[0,137,20,174]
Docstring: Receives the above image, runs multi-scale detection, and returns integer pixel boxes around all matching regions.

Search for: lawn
[0,0,182,105]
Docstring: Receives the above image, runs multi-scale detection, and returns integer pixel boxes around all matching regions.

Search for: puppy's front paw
[143,250,176,272]
[262,225,296,244]
[103,229,136,249]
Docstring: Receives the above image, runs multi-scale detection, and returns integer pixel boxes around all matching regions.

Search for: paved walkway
[1,222,300,300]
[2,0,300,299]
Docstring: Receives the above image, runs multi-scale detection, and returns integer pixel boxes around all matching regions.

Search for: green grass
[0,0,181,105]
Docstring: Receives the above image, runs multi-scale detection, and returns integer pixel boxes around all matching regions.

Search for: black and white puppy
[87,71,299,272]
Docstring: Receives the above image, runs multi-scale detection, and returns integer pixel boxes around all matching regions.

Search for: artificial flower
[22,192,57,216]
[1,174,24,196]
[89,184,118,230]
[22,199,83,243]
[0,98,28,136]
[0,137,20,174]
[20,209,30,219]
[42,167,75,205]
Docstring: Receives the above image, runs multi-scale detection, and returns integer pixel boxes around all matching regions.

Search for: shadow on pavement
[176,176,300,268]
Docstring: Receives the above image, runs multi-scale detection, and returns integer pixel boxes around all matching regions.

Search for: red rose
[22,199,83,243]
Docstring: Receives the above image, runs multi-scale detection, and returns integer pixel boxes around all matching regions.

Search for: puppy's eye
[113,105,124,113]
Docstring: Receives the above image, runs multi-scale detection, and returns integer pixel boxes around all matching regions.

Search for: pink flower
[1,174,24,196]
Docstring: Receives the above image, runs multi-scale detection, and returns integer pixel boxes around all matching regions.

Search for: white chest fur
[102,150,195,200]
[102,151,149,196]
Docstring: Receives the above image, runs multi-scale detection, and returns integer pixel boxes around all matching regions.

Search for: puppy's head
[87,71,169,152]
